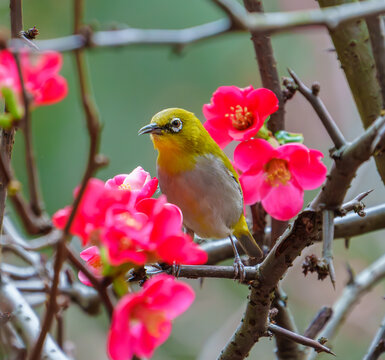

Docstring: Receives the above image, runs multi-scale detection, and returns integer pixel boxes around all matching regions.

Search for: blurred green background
[1,0,385,359]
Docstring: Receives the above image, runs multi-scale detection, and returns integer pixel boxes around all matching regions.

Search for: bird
[138,108,263,280]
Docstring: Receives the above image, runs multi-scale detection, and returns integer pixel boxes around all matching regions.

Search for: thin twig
[28,1,106,357]
[12,49,44,217]
[65,244,113,316]
[0,149,52,234]
[304,307,333,340]
[287,69,347,149]
[322,210,336,289]
[268,324,335,355]
[363,315,385,360]
[307,254,385,360]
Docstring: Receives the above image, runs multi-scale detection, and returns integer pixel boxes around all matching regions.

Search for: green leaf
[275,130,304,145]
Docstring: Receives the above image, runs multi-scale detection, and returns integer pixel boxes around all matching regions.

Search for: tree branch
[363,315,385,360]
[307,253,385,360]
[28,1,106,358]
[202,204,385,264]
[213,0,385,32]
[317,0,385,184]
[366,14,385,107]
[304,307,333,340]
[268,324,335,356]
[0,276,68,360]
[286,70,347,149]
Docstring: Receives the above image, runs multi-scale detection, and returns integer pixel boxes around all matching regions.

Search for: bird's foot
[233,255,246,283]
[171,262,181,277]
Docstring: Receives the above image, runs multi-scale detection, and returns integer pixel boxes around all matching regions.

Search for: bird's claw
[233,256,246,283]
[171,263,181,277]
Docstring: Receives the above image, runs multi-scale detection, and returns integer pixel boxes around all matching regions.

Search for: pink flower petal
[246,88,279,121]
[239,170,267,205]
[234,139,274,172]
[203,85,245,117]
[203,117,233,149]
[261,181,304,221]
[33,75,68,105]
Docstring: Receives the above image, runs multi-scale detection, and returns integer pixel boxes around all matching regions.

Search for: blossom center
[264,158,291,187]
[118,183,132,191]
[118,213,142,230]
[226,105,254,130]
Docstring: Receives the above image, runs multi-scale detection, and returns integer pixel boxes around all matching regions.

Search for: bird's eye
[170,117,183,132]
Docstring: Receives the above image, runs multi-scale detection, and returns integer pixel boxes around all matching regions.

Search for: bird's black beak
[138,123,162,135]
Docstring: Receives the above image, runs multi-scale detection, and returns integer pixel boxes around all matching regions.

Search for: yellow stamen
[264,158,291,187]
[118,183,132,190]
[226,105,254,130]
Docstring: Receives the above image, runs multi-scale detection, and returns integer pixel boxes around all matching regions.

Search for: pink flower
[78,246,102,286]
[0,49,68,106]
[105,167,158,203]
[52,178,133,246]
[107,274,195,360]
[234,139,327,221]
[136,197,208,265]
[101,196,207,266]
[203,85,278,148]
[101,206,153,266]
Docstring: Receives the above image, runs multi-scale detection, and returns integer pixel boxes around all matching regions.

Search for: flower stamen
[226,105,254,130]
[264,158,291,187]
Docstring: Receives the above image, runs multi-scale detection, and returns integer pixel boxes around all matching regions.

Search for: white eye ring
[170,117,183,132]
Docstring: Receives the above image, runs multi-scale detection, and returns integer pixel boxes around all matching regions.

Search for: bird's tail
[233,216,263,260]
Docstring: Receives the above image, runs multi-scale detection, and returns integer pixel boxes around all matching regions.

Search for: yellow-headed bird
[139,108,262,278]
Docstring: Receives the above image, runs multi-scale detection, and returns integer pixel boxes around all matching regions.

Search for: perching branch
[307,253,385,360]
[162,264,258,281]
[202,204,385,264]
[286,69,347,149]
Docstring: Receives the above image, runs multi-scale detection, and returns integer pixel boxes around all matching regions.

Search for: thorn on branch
[323,210,336,289]
[337,189,374,217]
[267,323,335,355]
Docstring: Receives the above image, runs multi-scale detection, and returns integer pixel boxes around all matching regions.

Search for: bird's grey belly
[157,154,243,239]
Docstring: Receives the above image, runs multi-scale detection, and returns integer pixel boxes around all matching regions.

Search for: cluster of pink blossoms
[53,166,207,360]
[203,85,328,220]
[0,49,68,113]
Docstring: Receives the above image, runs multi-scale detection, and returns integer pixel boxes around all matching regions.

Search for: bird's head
[138,108,207,152]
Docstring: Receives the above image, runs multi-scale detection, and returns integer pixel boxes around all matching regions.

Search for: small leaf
[275,130,304,145]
